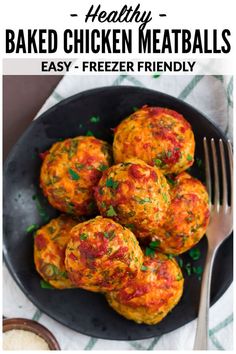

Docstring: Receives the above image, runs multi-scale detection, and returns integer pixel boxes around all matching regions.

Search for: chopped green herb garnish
[178,258,183,268]
[145,247,155,258]
[97,164,108,172]
[124,223,135,231]
[32,195,50,223]
[185,263,192,276]
[86,130,94,136]
[141,265,148,271]
[106,205,117,217]
[136,197,151,204]
[106,178,119,189]
[196,158,202,168]
[75,163,85,170]
[189,248,201,261]
[103,230,115,240]
[167,254,175,260]
[101,201,106,208]
[80,233,88,240]
[68,140,78,158]
[193,266,203,275]
[176,274,183,281]
[154,158,162,167]
[149,240,160,249]
[166,176,176,186]
[68,168,80,180]
[187,154,193,161]
[26,224,39,233]
[90,116,100,123]
[162,193,168,202]
[167,150,172,157]
[40,280,54,289]
[153,73,160,78]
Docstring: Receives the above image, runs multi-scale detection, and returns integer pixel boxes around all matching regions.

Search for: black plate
[3,86,233,340]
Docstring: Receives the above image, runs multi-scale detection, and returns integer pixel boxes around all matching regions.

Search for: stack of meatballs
[34,106,210,325]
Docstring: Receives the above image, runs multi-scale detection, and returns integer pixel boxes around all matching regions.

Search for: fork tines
[203,137,233,210]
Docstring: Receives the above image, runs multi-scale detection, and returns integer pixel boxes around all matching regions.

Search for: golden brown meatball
[153,173,210,255]
[34,215,79,289]
[40,136,112,216]
[106,252,184,325]
[94,158,170,238]
[113,106,195,174]
[65,216,143,292]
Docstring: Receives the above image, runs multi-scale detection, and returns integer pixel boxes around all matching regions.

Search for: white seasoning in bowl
[3,329,50,350]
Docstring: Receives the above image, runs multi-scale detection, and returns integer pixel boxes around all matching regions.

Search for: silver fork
[193,138,233,350]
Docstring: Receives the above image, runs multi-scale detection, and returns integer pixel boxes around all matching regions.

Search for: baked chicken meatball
[94,158,170,238]
[34,215,79,289]
[154,172,210,255]
[40,136,112,216]
[106,252,184,325]
[113,106,195,174]
[65,216,143,292]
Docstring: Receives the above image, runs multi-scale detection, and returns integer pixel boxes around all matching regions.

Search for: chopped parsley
[185,263,192,276]
[103,230,115,240]
[166,176,176,186]
[90,116,100,123]
[145,247,155,258]
[193,266,203,280]
[106,205,117,217]
[176,274,183,281]
[40,280,54,289]
[68,168,80,180]
[75,163,85,170]
[149,240,160,248]
[97,164,108,172]
[154,158,162,167]
[162,193,168,202]
[101,201,106,208]
[141,265,148,271]
[153,73,160,78]
[136,197,151,204]
[178,258,183,268]
[189,248,201,261]
[32,195,49,223]
[187,154,193,161]
[86,130,94,136]
[124,223,135,231]
[167,254,175,260]
[80,233,88,240]
[145,240,160,258]
[106,178,119,189]
[196,158,203,168]
[26,224,39,233]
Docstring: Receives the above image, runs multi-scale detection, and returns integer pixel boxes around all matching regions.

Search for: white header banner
[1,0,235,74]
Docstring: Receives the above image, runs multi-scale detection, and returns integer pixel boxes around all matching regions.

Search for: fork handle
[193,246,218,350]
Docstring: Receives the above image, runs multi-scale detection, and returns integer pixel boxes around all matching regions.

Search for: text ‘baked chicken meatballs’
[34,215,79,289]
[106,252,184,325]
[40,136,112,216]
[94,158,170,239]
[113,106,195,174]
[65,216,143,292]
